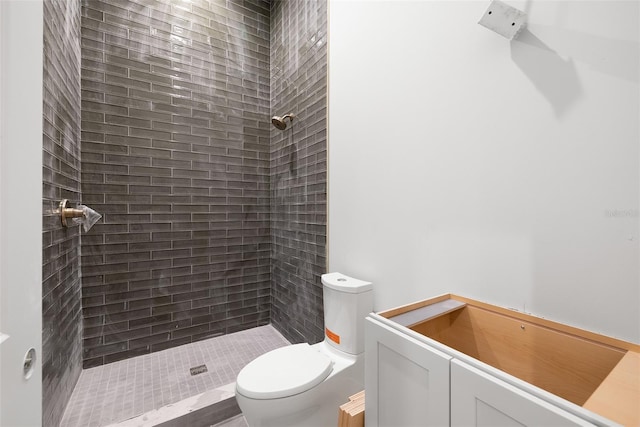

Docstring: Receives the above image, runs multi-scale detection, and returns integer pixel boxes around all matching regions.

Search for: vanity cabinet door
[450,360,598,427]
[365,317,451,427]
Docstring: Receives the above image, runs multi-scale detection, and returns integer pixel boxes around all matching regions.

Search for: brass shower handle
[59,199,85,227]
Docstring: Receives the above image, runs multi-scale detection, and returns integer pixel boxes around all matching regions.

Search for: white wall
[328,0,639,343]
[0,0,43,425]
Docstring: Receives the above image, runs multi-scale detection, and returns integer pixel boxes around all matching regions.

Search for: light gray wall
[328,0,639,343]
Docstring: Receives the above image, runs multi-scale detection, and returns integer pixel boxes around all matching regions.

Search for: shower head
[271,114,295,130]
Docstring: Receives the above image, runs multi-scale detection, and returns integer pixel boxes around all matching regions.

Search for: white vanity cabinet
[364,317,451,427]
[450,360,594,426]
[365,295,640,427]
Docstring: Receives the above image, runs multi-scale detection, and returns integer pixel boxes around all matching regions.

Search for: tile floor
[61,325,289,427]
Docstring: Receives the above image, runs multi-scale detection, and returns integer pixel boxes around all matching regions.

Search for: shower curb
[106,383,241,427]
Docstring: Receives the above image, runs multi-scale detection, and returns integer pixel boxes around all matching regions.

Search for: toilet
[235,272,373,427]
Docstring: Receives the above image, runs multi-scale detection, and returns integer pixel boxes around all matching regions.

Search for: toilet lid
[236,343,333,399]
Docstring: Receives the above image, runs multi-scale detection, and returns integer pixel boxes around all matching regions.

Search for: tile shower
[42,1,83,426]
[42,0,327,425]
[79,0,272,368]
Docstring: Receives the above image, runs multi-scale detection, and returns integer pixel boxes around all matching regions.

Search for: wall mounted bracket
[478,0,526,40]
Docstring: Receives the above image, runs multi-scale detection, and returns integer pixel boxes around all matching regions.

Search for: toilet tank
[321,272,373,355]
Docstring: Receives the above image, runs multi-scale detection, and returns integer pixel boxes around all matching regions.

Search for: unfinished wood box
[366,294,640,426]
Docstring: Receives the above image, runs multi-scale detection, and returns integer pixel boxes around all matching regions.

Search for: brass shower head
[271,114,295,130]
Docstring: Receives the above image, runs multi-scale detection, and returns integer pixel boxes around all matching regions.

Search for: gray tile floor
[61,325,289,427]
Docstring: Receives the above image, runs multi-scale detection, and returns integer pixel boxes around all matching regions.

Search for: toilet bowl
[235,273,373,427]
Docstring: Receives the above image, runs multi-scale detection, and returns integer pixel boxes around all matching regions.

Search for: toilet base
[236,342,364,427]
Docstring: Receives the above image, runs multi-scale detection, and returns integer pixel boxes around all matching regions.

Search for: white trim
[0,0,43,425]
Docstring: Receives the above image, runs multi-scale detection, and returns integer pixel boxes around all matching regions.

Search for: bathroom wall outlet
[478,0,526,40]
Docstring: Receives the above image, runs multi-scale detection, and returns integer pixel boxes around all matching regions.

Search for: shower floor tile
[60,325,290,427]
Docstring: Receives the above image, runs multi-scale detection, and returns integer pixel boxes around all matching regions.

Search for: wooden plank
[338,391,365,427]
[338,404,346,427]
[346,401,365,427]
[583,351,640,426]
[378,294,452,319]
[388,299,466,327]
[348,390,365,402]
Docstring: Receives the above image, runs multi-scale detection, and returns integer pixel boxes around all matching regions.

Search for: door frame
[0,1,43,425]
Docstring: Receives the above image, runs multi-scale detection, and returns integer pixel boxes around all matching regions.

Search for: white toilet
[235,272,373,427]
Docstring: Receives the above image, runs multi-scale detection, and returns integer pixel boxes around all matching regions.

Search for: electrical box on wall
[478,0,526,40]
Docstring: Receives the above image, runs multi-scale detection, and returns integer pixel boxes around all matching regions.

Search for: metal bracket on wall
[478,0,526,40]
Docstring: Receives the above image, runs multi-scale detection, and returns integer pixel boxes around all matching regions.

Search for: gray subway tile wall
[79,0,273,368]
[269,0,328,344]
[42,0,83,425]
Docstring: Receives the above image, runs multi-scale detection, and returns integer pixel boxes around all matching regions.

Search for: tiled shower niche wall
[42,0,83,425]
[80,0,272,367]
[269,0,328,344]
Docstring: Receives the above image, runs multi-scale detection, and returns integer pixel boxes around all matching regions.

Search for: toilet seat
[236,343,333,399]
